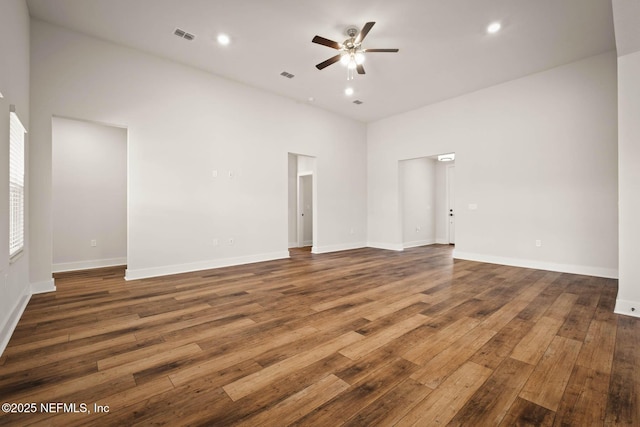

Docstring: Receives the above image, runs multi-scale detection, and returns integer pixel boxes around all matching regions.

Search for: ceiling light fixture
[438,153,455,162]
[344,87,354,96]
[487,22,501,34]
[217,33,231,45]
[312,23,399,80]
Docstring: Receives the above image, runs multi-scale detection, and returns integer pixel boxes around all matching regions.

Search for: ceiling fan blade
[364,48,399,53]
[356,64,365,75]
[312,35,342,50]
[316,54,342,70]
[355,22,375,44]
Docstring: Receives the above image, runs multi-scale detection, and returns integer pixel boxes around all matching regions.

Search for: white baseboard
[453,250,619,279]
[31,278,56,294]
[53,257,127,273]
[125,251,290,281]
[403,239,436,249]
[288,241,298,249]
[614,299,640,318]
[303,240,313,246]
[312,242,366,254]
[0,292,30,357]
[435,238,449,244]
[367,242,404,252]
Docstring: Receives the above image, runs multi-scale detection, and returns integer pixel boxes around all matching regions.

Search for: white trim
[453,250,618,279]
[403,239,436,249]
[0,293,30,356]
[435,238,449,244]
[288,241,298,249]
[52,257,127,273]
[367,242,404,252]
[312,242,366,254]
[303,240,313,247]
[31,278,57,294]
[614,299,640,318]
[125,251,290,281]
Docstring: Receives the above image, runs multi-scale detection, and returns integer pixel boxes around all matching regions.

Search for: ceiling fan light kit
[312,22,399,80]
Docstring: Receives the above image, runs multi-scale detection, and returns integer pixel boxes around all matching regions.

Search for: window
[9,110,26,258]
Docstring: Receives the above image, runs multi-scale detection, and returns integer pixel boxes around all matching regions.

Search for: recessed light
[487,22,501,34]
[344,87,354,96]
[308,97,315,102]
[217,33,230,45]
[0,91,3,98]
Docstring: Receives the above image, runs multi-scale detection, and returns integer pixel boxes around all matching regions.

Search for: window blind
[9,111,26,258]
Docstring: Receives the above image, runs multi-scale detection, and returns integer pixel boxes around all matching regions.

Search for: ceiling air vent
[174,28,196,41]
[353,100,363,105]
[280,71,295,79]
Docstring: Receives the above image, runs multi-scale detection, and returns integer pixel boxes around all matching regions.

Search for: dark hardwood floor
[0,245,637,426]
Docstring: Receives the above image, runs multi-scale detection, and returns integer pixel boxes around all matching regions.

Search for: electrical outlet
[213,238,219,246]
[91,239,97,247]
[228,238,234,245]
[212,170,218,178]
[416,226,421,233]
[535,240,542,247]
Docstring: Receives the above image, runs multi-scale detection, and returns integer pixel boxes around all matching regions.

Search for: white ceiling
[26,0,615,123]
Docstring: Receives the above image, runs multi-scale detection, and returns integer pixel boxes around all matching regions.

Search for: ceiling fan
[312,22,399,79]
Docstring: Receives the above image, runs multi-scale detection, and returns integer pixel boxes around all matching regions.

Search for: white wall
[0,0,35,355]
[368,52,618,278]
[615,50,640,317]
[400,157,436,248]
[52,117,127,272]
[30,20,367,281]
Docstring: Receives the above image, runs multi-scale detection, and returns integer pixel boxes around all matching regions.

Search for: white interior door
[447,165,455,244]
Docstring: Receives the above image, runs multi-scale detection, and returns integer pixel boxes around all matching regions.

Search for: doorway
[298,174,313,247]
[398,153,455,249]
[287,153,316,250]
[51,117,128,273]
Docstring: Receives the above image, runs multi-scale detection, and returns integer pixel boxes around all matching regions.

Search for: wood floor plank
[222,331,363,401]
[448,357,535,426]
[604,316,640,425]
[471,317,533,370]
[0,245,628,426]
[291,357,418,426]
[553,365,609,426]
[519,335,583,411]
[510,316,564,365]
[339,313,428,360]
[342,377,432,427]
[169,325,319,387]
[500,397,556,427]
[395,361,492,426]
[410,327,496,388]
[234,374,350,427]
[402,316,481,365]
[576,318,617,374]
